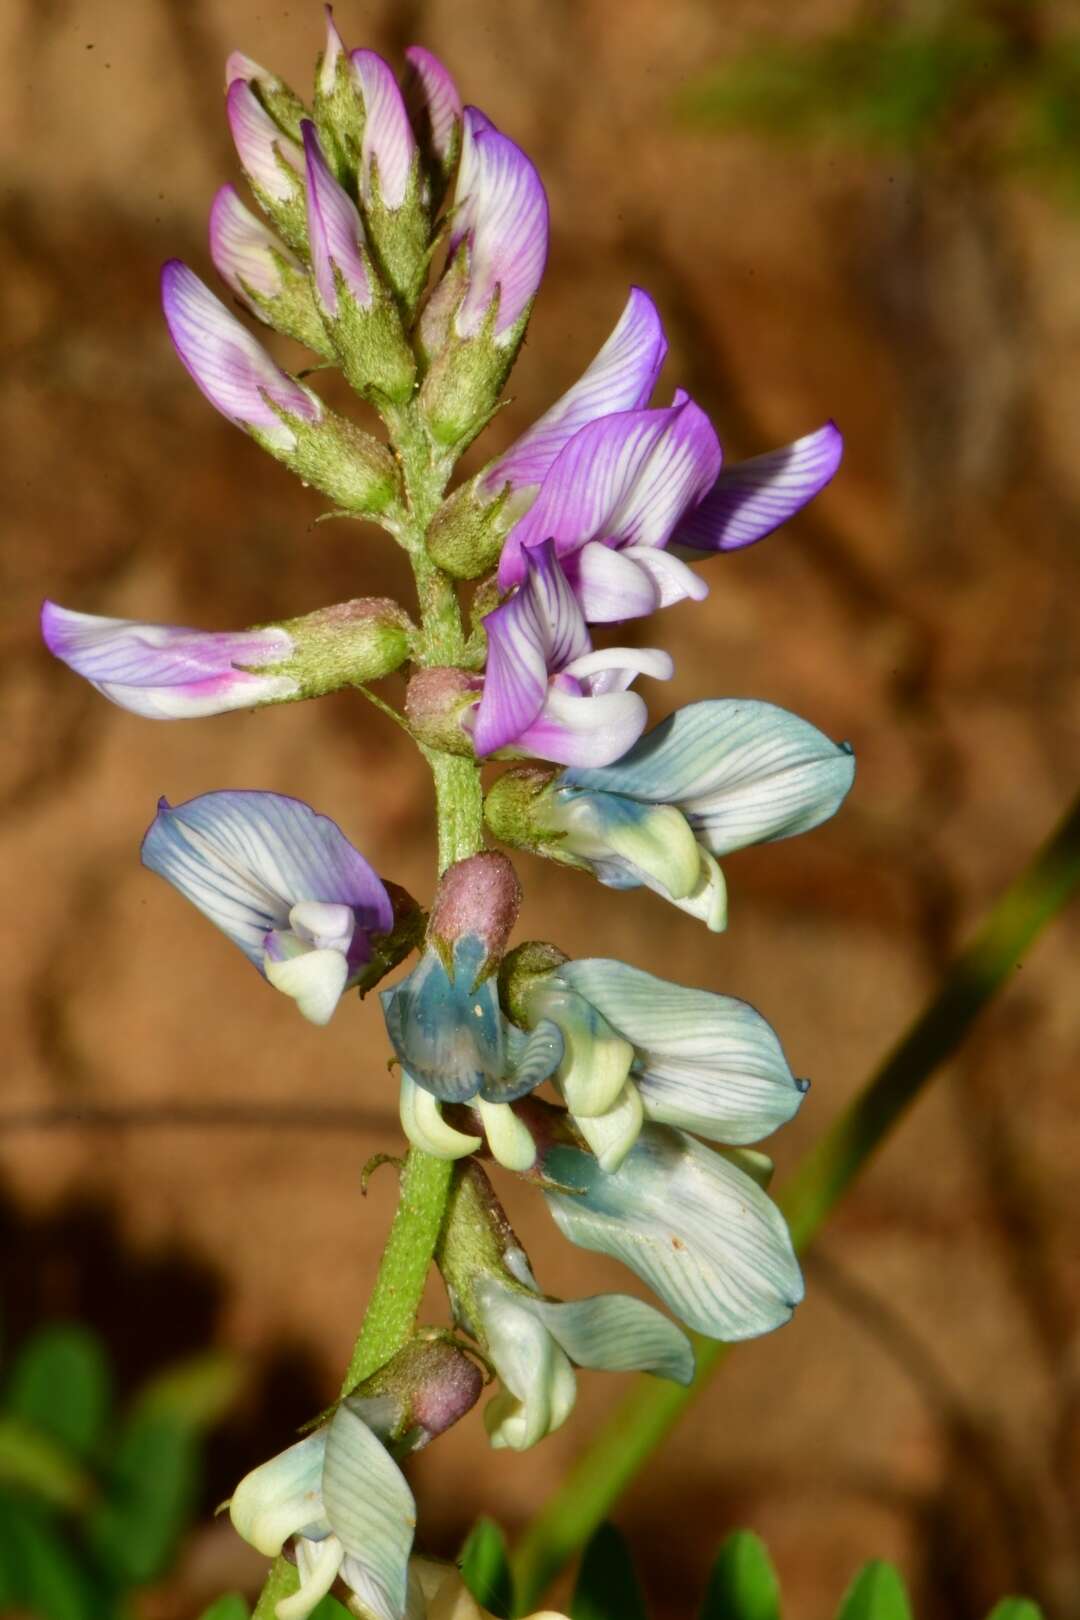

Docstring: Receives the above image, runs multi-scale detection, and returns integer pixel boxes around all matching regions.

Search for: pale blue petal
[229,1429,329,1555]
[141,791,392,968]
[491,1018,564,1104]
[321,1406,415,1620]
[381,938,504,1103]
[528,1293,694,1384]
[555,959,805,1143]
[544,1126,803,1341]
[562,699,855,855]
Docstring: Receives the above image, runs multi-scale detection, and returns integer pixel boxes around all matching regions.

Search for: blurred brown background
[3,0,1080,1615]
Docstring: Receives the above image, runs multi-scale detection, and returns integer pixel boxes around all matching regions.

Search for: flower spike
[142,790,396,1024]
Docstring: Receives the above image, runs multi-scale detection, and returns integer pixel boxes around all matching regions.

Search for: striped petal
[229,1429,330,1555]
[544,1126,803,1341]
[483,288,667,494]
[673,423,843,554]
[226,78,304,203]
[302,119,371,312]
[41,603,296,719]
[498,394,721,592]
[529,1293,693,1384]
[381,938,505,1103]
[403,46,462,179]
[161,261,321,448]
[450,107,549,344]
[554,958,806,1143]
[473,541,590,757]
[477,1279,577,1452]
[210,184,300,306]
[141,790,392,969]
[562,699,855,855]
[321,1405,416,1620]
[351,49,417,210]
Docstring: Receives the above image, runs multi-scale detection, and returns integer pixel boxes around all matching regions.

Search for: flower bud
[349,50,429,314]
[404,667,481,756]
[162,262,401,513]
[427,852,521,978]
[225,50,307,139]
[312,7,361,184]
[225,77,308,254]
[302,121,416,402]
[350,1337,483,1447]
[209,186,331,357]
[403,46,463,206]
[277,597,414,691]
[424,477,514,580]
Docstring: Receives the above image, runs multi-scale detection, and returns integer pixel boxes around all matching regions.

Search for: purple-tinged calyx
[209,185,331,358]
[142,790,396,1025]
[670,421,844,554]
[41,604,298,720]
[347,49,429,313]
[471,540,673,768]
[162,261,400,513]
[497,391,722,624]
[301,121,416,402]
[403,45,462,202]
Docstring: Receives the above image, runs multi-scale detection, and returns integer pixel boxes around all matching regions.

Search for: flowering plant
[43,16,855,1618]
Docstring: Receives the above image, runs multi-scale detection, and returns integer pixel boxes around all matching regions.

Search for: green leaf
[985,1602,1045,1620]
[198,1597,252,1620]
[835,1562,912,1620]
[308,1598,353,1619]
[571,1523,648,1620]
[700,1531,780,1620]
[0,1414,96,1512]
[461,1517,514,1619]
[0,1493,96,1620]
[7,1324,110,1462]
[134,1350,242,1432]
[88,1411,198,1586]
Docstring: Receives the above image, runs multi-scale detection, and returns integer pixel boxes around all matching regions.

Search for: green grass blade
[700,1531,780,1620]
[461,1516,515,1618]
[835,1561,912,1620]
[570,1523,648,1620]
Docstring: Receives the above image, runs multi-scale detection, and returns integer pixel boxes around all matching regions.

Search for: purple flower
[448,107,549,345]
[209,184,301,310]
[403,45,463,183]
[225,77,304,204]
[142,791,394,1025]
[302,121,371,313]
[41,604,296,719]
[472,541,672,767]
[482,287,667,499]
[497,392,722,622]
[670,422,844,554]
[161,260,322,449]
[350,49,417,211]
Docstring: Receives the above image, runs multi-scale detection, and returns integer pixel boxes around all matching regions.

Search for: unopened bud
[351,1337,482,1449]
[225,50,307,140]
[209,186,331,357]
[225,78,308,254]
[276,597,413,693]
[428,852,521,975]
[405,667,479,756]
[425,478,513,580]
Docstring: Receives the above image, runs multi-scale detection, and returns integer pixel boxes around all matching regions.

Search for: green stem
[511,789,1080,1612]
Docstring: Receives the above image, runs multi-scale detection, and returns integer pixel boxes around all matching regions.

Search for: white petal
[289,900,356,953]
[477,1281,577,1451]
[574,1080,644,1173]
[398,1073,481,1159]
[278,1536,344,1620]
[264,945,349,1025]
[545,790,702,901]
[229,1429,328,1556]
[476,1098,537,1171]
[538,987,634,1118]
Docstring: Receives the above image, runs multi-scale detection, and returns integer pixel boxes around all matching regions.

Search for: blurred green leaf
[134,1349,241,1432]
[0,1493,96,1620]
[88,1410,197,1586]
[679,23,1007,153]
[309,1598,353,1619]
[461,1517,514,1618]
[985,1602,1045,1620]
[0,1414,95,1512]
[700,1531,780,1620]
[198,1598,252,1620]
[7,1324,110,1462]
[836,1562,912,1620]
[571,1523,648,1620]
